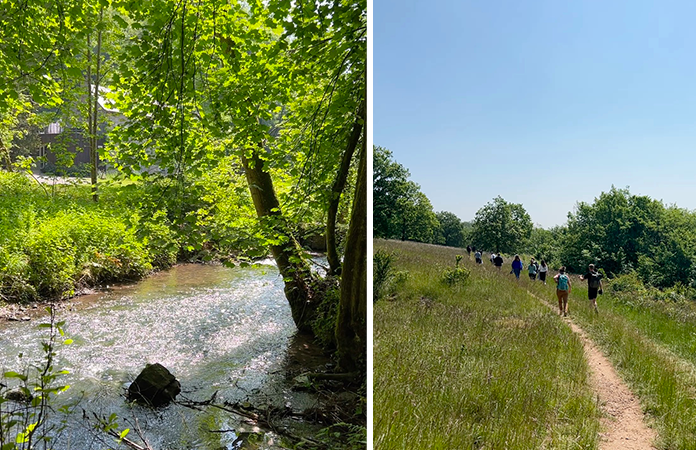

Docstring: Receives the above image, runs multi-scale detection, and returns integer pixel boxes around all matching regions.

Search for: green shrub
[0,248,35,301]
[373,250,396,303]
[129,210,179,269]
[24,211,152,299]
[311,277,341,350]
[441,266,470,286]
[609,271,645,294]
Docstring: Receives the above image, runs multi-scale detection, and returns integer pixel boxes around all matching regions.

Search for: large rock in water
[127,363,181,407]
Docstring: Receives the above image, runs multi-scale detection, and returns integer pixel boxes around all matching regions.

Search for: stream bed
[0,261,329,449]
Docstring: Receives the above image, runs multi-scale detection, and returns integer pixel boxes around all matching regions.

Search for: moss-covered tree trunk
[336,128,367,372]
[241,147,316,333]
[326,101,364,276]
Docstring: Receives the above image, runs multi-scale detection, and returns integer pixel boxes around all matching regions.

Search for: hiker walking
[580,264,603,313]
[466,245,472,258]
[511,255,523,279]
[528,258,538,281]
[554,266,571,316]
[474,250,482,264]
[538,260,549,284]
[493,253,504,270]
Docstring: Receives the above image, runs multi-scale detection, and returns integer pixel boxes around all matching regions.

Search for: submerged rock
[127,363,181,407]
[5,388,33,403]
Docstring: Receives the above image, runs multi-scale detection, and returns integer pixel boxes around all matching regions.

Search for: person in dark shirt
[466,245,472,258]
[579,263,603,314]
[493,253,504,270]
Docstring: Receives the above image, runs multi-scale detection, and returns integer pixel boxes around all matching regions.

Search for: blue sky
[374,0,696,228]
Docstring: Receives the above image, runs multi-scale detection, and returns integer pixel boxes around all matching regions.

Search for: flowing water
[0,261,327,449]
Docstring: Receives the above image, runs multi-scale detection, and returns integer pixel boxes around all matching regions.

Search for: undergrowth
[0,170,264,303]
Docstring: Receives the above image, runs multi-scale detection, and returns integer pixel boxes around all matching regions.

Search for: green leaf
[3,371,28,381]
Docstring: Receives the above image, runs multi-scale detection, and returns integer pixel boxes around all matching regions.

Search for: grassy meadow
[374,239,601,449]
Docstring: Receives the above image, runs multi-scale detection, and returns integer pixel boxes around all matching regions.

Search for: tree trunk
[89,8,103,202]
[0,138,11,171]
[241,146,316,332]
[326,101,364,276]
[335,122,367,373]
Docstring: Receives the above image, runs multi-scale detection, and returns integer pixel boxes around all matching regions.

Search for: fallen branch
[305,372,359,381]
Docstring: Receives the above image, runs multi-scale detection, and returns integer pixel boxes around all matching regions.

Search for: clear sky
[374,0,696,229]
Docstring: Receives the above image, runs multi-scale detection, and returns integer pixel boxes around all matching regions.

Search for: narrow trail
[529,290,657,450]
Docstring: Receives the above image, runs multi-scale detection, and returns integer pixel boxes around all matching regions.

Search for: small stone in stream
[127,363,181,407]
[5,388,33,403]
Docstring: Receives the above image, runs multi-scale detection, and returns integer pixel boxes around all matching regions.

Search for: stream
[0,261,329,449]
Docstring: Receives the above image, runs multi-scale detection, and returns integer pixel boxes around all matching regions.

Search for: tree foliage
[373,146,438,242]
[560,186,696,288]
[470,196,532,253]
[435,211,466,248]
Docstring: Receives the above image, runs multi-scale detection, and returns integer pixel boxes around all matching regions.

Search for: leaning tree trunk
[241,146,316,332]
[335,125,367,373]
[326,101,365,276]
[0,138,11,171]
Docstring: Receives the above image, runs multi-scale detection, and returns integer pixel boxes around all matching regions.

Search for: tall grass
[527,273,696,449]
[374,240,600,449]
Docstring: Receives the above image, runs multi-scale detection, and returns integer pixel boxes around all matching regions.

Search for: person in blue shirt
[511,255,523,280]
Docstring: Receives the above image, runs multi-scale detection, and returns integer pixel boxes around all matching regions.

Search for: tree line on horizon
[374,145,696,290]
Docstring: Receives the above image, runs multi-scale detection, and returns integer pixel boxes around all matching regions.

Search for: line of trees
[374,146,696,291]
[373,146,471,246]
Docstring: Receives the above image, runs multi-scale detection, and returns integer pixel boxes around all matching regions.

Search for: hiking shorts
[588,287,599,300]
[529,273,536,280]
[556,289,569,302]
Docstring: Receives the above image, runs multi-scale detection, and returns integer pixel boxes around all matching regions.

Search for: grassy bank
[374,239,601,449]
[0,170,259,303]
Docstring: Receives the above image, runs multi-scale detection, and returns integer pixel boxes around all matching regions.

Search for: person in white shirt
[538,259,549,285]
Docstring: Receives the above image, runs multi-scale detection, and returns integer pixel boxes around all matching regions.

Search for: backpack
[557,274,569,291]
[588,272,601,288]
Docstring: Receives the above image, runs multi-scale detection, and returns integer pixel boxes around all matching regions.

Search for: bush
[441,267,470,286]
[373,250,396,303]
[23,211,152,299]
[311,277,341,350]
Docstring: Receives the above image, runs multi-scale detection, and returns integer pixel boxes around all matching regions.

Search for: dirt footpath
[564,319,657,450]
[531,292,657,449]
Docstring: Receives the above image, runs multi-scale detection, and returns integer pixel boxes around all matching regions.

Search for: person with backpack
[493,253,504,270]
[538,260,549,284]
[474,250,482,264]
[554,266,571,316]
[528,258,538,281]
[580,264,603,314]
[511,255,523,279]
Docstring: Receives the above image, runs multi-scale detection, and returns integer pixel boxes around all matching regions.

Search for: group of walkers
[465,245,604,316]
[553,264,603,316]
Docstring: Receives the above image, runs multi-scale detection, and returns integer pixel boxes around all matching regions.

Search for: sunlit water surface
[0,261,323,449]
